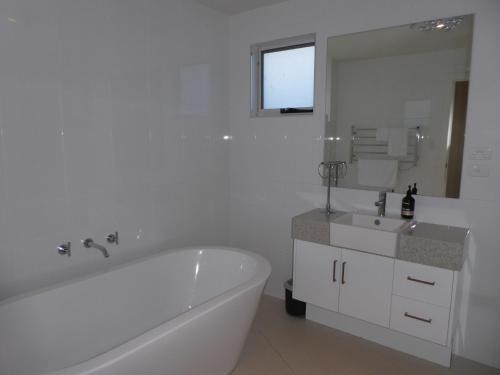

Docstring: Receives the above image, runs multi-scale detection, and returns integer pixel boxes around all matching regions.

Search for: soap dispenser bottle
[401,185,415,219]
[411,183,418,195]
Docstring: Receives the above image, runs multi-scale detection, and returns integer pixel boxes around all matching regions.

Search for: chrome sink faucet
[374,191,387,217]
[83,238,110,258]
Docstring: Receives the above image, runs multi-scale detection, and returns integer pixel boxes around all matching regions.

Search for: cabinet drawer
[393,260,453,308]
[390,295,450,345]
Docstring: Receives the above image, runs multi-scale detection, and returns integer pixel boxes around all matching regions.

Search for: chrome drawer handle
[404,312,432,324]
[332,260,337,283]
[407,276,435,286]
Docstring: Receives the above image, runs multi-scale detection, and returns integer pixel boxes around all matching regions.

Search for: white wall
[0,0,230,299]
[228,0,500,367]
[329,48,468,196]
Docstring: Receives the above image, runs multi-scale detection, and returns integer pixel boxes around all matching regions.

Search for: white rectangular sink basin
[330,213,409,257]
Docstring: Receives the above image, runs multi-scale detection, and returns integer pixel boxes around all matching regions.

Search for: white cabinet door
[339,249,394,327]
[293,240,341,312]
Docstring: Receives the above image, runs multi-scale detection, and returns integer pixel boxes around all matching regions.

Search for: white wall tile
[0,0,230,298]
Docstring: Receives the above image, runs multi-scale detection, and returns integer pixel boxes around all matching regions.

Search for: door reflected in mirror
[323,15,473,198]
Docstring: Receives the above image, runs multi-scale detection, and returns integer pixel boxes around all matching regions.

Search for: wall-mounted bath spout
[83,238,109,258]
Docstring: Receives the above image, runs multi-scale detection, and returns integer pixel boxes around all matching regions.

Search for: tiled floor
[232,295,500,375]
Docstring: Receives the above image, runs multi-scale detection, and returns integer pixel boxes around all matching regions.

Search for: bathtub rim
[4,246,270,375]
[0,245,269,308]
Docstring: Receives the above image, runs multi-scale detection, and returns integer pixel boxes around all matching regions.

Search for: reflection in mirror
[323,15,473,198]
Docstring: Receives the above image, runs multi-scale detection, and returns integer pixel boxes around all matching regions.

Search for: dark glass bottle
[401,185,415,219]
[411,183,418,195]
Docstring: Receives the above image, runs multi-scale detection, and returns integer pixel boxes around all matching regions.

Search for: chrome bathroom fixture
[410,16,463,32]
[374,191,387,217]
[83,238,110,258]
[57,242,71,256]
[318,161,347,214]
[106,231,119,245]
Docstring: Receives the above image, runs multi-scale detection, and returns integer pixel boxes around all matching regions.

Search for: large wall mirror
[323,15,473,198]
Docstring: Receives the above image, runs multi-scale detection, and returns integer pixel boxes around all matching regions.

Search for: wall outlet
[469,147,493,160]
[468,164,490,177]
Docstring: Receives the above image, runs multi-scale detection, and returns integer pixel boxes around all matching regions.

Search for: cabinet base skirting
[306,304,452,367]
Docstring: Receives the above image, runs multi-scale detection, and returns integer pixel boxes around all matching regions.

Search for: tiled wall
[228,0,500,367]
[0,0,230,299]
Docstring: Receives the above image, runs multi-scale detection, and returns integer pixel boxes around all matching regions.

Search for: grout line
[254,326,297,374]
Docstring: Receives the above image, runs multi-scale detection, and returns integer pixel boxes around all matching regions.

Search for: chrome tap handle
[107,231,119,245]
[57,242,71,256]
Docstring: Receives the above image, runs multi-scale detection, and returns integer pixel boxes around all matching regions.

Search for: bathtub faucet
[83,238,110,258]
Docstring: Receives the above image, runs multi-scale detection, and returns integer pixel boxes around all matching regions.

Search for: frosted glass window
[262,44,315,110]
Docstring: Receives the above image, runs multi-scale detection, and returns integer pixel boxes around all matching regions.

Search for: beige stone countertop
[291,209,469,271]
[400,222,468,244]
[291,209,346,246]
[398,222,469,271]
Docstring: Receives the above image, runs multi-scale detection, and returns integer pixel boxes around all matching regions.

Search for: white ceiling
[195,0,289,15]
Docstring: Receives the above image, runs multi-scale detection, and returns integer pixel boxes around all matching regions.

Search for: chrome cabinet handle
[332,260,337,282]
[404,312,432,324]
[341,262,346,284]
[407,276,435,286]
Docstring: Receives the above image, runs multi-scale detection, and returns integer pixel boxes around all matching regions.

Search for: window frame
[250,34,316,117]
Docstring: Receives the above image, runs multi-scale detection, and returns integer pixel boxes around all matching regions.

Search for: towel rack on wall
[350,126,420,166]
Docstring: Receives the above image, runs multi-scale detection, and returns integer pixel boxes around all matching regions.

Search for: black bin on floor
[284,279,306,316]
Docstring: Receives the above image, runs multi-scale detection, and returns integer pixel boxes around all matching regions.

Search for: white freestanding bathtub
[0,247,271,375]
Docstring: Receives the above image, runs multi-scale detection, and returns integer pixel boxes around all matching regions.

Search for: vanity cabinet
[293,240,341,311]
[293,240,394,327]
[291,210,466,366]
